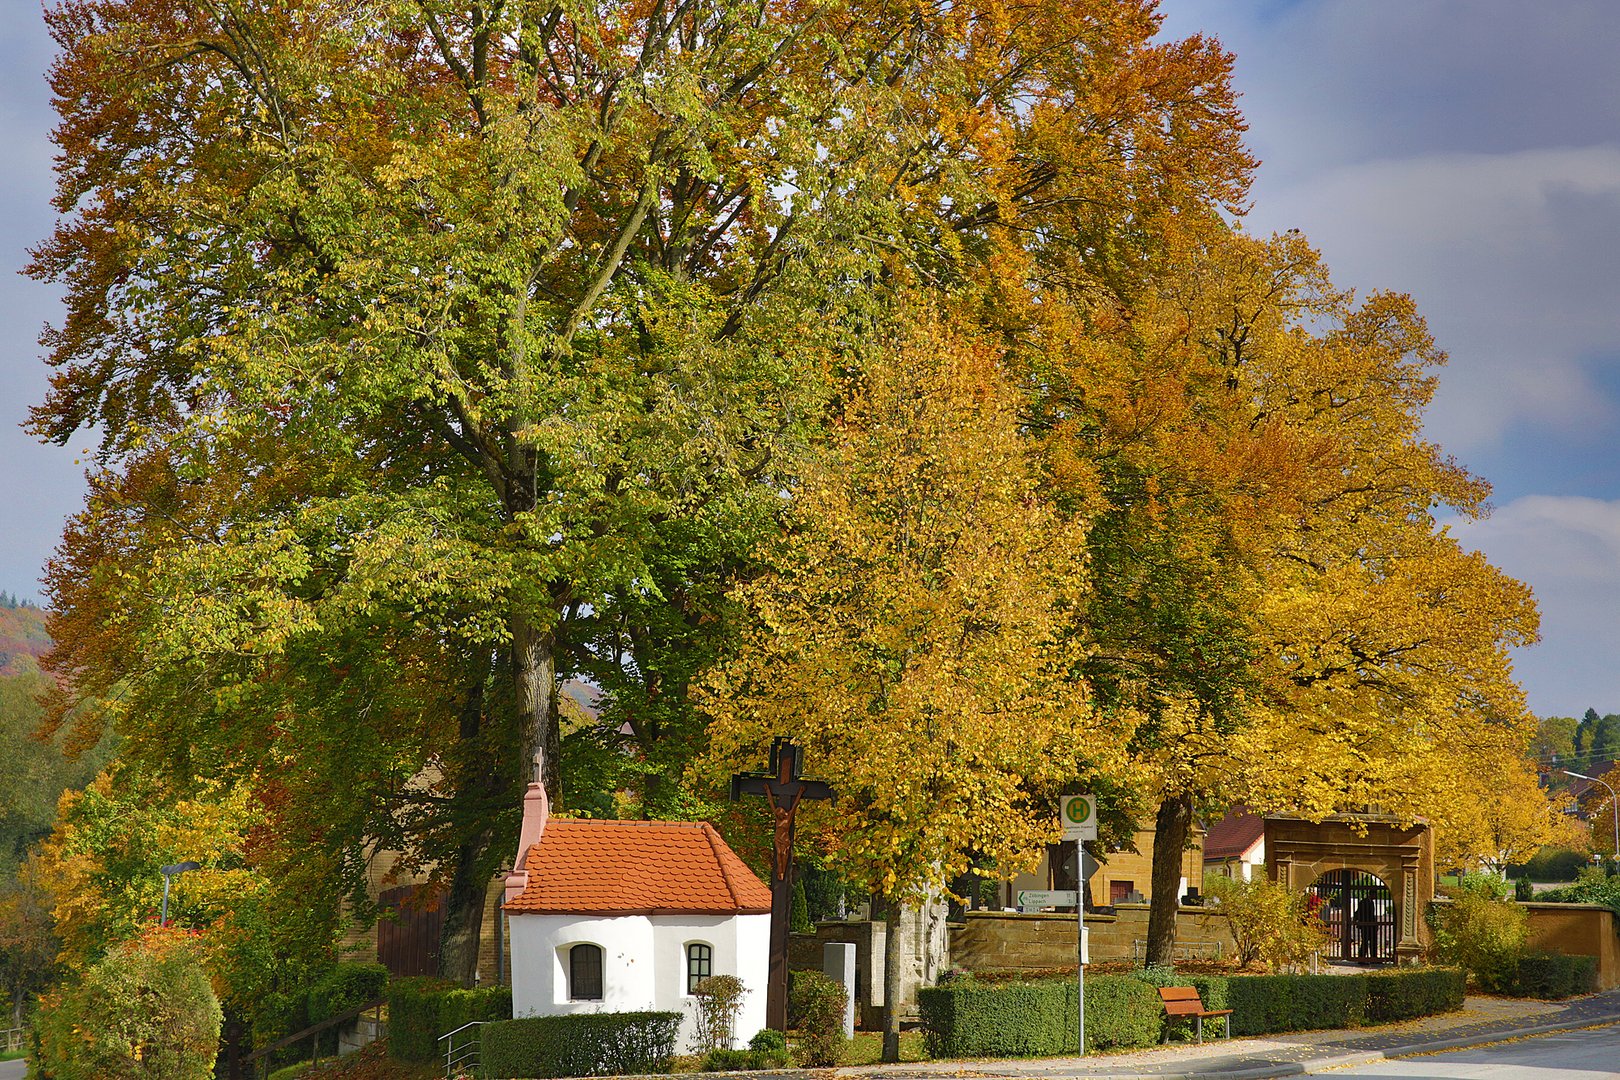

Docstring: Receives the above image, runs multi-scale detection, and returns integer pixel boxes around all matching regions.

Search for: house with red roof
[1203,808,1266,882]
[503,778,772,1049]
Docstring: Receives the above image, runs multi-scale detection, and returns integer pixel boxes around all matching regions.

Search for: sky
[1,2,1618,718]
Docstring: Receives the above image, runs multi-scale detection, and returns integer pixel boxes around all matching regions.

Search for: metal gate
[1306,869,1396,964]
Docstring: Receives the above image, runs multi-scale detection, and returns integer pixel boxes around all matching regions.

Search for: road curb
[1054,1011,1620,1079]
[1153,1016,1620,1080]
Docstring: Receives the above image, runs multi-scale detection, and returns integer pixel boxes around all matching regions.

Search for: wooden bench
[1157,986,1233,1043]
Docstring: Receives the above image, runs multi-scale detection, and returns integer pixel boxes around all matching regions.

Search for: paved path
[835,990,1620,1079]
[0,1057,25,1080]
[1331,1020,1620,1078]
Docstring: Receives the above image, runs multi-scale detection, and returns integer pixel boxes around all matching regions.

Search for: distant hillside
[0,596,49,677]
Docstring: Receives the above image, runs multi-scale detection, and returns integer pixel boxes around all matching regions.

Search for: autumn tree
[33,0,1251,980]
[699,310,1115,1060]
[1017,225,1538,963]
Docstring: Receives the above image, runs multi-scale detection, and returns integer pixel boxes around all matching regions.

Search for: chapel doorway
[1307,869,1396,964]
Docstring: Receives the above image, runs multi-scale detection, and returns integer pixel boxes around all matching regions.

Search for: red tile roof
[1204,809,1265,861]
[504,819,773,917]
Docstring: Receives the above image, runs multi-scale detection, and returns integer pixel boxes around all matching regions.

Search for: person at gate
[1354,899,1378,959]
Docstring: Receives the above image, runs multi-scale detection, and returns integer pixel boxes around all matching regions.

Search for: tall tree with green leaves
[33,0,1252,980]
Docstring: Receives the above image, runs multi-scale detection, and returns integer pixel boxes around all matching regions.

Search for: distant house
[1204,809,1266,882]
[1000,827,1205,909]
[503,780,772,1050]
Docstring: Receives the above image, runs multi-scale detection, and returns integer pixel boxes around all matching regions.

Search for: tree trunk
[438,676,505,984]
[513,613,560,798]
[1145,792,1194,967]
[438,837,493,985]
[881,898,903,1063]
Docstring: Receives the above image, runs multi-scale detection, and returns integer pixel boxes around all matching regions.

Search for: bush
[1536,865,1620,916]
[385,978,511,1063]
[1509,952,1597,999]
[1429,884,1529,992]
[695,1029,792,1071]
[701,1048,758,1071]
[308,961,389,1055]
[1520,846,1590,882]
[309,961,389,1019]
[1206,875,1328,971]
[34,928,223,1080]
[918,975,1160,1056]
[788,970,848,1066]
[479,1012,680,1078]
[692,974,749,1052]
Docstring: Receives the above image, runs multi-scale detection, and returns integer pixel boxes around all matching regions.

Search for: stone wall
[1521,902,1620,990]
[950,907,1235,970]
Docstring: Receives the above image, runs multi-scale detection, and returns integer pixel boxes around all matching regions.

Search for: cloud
[1449,495,1620,717]
[1245,146,1620,455]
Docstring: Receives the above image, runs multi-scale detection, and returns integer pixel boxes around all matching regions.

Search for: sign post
[1060,795,1097,1055]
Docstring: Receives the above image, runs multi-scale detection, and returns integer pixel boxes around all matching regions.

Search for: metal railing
[438,1019,485,1079]
[239,997,386,1079]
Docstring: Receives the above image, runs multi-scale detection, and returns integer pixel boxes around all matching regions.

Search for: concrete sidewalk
[840,990,1620,1080]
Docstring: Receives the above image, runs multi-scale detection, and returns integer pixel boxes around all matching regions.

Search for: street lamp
[159,862,201,926]
[1563,771,1620,863]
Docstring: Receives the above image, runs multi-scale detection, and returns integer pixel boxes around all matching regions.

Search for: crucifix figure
[730,737,835,1031]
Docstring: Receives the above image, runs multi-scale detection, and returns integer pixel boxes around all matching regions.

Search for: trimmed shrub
[1226,974,1367,1036]
[748,1028,791,1067]
[1364,968,1466,1021]
[385,978,512,1063]
[1082,977,1162,1051]
[1509,952,1597,999]
[788,970,848,1066]
[918,975,1160,1057]
[479,1011,680,1078]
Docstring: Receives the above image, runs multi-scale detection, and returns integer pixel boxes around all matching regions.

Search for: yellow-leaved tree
[698,308,1116,1058]
[1017,223,1540,962]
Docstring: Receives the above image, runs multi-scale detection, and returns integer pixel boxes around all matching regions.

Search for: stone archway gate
[1265,813,1434,965]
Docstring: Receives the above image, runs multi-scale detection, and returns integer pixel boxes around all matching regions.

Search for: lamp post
[159,862,201,926]
[1563,771,1620,864]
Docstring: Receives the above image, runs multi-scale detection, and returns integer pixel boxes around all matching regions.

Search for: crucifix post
[730,738,834,1032]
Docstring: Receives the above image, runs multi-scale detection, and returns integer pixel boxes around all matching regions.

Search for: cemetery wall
[949,907,1236,970]
[1521,902,1620,990]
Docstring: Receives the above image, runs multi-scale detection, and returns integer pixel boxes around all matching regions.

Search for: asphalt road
[1334,1021,1620,1078]
[0,1057,23,1080]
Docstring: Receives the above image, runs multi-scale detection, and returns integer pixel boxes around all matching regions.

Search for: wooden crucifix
[730,737,834,1031]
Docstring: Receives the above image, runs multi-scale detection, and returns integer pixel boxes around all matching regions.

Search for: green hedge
[386,978,513,1063]
[1509,952,1597,999]
[1226,974,1365,1036]
[921,968,1470,1057]
[480,1012,681,1078]
[918,976,1160,1056]
[1364,968,1466,1021]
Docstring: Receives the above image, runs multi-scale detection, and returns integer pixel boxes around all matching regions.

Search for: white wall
[509,912,771,1052]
